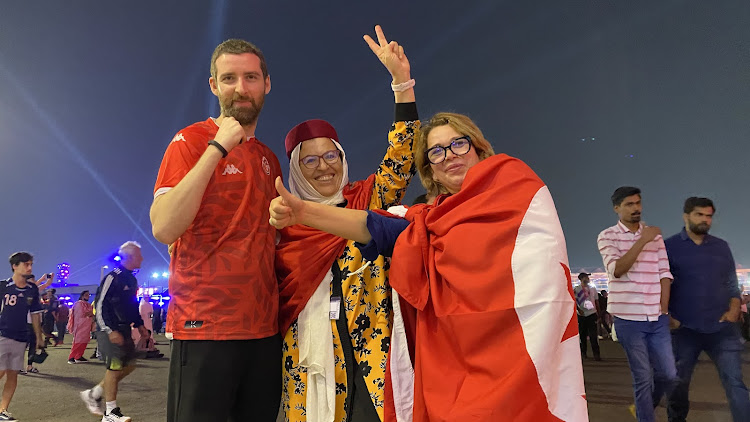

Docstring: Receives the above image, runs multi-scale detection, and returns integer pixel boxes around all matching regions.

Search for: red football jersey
[154,118,282,340]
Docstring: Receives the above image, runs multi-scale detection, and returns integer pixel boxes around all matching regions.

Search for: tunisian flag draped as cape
[384,154,588,422]
[276,175,375,333]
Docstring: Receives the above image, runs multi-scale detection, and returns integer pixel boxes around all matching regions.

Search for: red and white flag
[384,154,588,422]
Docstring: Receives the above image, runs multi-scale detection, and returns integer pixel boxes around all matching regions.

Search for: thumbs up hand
[269,177,307,229]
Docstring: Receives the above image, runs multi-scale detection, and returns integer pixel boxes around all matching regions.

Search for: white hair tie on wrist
[391,79,415,92]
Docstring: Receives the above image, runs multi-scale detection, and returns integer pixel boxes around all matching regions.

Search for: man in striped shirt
[597,186,677,422]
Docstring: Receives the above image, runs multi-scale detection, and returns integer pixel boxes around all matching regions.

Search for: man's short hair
[118,241,142,257]
[9,251,33,271]
[210,39,268,79]
[611,186,641,206]
[683,197,715,214]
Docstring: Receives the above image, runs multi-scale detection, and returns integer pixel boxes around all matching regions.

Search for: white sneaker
[0,410,17,421]
[102,407,131,422]
[80,389,104,416]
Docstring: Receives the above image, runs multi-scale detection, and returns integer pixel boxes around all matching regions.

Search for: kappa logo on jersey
[171,133,186,143]
[222,164,243,175]
[262,156,271,175]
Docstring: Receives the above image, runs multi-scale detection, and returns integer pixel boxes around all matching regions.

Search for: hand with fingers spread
[363,25,411,84]
[269,177,307,229]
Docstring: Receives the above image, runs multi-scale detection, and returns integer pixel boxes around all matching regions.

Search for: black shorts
[96,328,136,371]
[167,334,282,422]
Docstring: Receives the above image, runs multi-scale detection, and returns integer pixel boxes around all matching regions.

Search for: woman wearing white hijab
[275,25,418,422]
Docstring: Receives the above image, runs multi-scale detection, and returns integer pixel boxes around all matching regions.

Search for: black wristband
[208,140,228,158]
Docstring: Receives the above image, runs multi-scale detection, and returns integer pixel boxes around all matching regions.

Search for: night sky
[2,1,749,288]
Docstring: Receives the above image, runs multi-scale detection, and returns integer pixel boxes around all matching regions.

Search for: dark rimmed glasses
[300,150,341,169]
[425,136,473,164]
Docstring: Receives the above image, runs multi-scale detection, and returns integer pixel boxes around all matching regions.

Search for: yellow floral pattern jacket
[281,104,419,422]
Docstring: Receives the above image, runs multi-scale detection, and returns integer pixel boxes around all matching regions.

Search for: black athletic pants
[578,314,600,358]
[167,334,282,422]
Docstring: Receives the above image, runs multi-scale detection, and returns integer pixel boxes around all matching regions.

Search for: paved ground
[6,335,749,421]
[10,336,168,422]
[584,339,749,422]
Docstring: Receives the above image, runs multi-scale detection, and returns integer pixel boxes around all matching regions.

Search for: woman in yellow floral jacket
[275,25,418,422]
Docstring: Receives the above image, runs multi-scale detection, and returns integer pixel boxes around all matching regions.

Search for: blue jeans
[615,315,678,422]
[667,324,750,422]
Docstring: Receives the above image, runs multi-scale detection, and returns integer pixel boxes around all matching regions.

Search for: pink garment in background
[68,300,94,360]
[67,300,93,343]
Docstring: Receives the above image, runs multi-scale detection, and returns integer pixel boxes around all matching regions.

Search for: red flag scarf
[276,175,376,333]
[386,154,587,422]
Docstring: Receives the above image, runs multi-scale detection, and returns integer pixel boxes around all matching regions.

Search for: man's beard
[628,213,642,223]
[689,221,710,235]
[220,93,265,126]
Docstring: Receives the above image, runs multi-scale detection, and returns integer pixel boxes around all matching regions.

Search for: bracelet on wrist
[208,140,228,158]
[391,79,415,92]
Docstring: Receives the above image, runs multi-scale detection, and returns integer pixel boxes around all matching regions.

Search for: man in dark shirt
[42,288,60,346]
[0,252,44,421]
[79,242,148,422]
[665,197,750,422]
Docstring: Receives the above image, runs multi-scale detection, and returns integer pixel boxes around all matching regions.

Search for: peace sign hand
[363,25,411,83]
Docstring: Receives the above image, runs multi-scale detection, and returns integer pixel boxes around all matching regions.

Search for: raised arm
[364,24,414,104]
[364,25,419,209]
[270,177,371,244]
[150,118,245,244]
[599,226,662,279]
[36,273,54,290]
